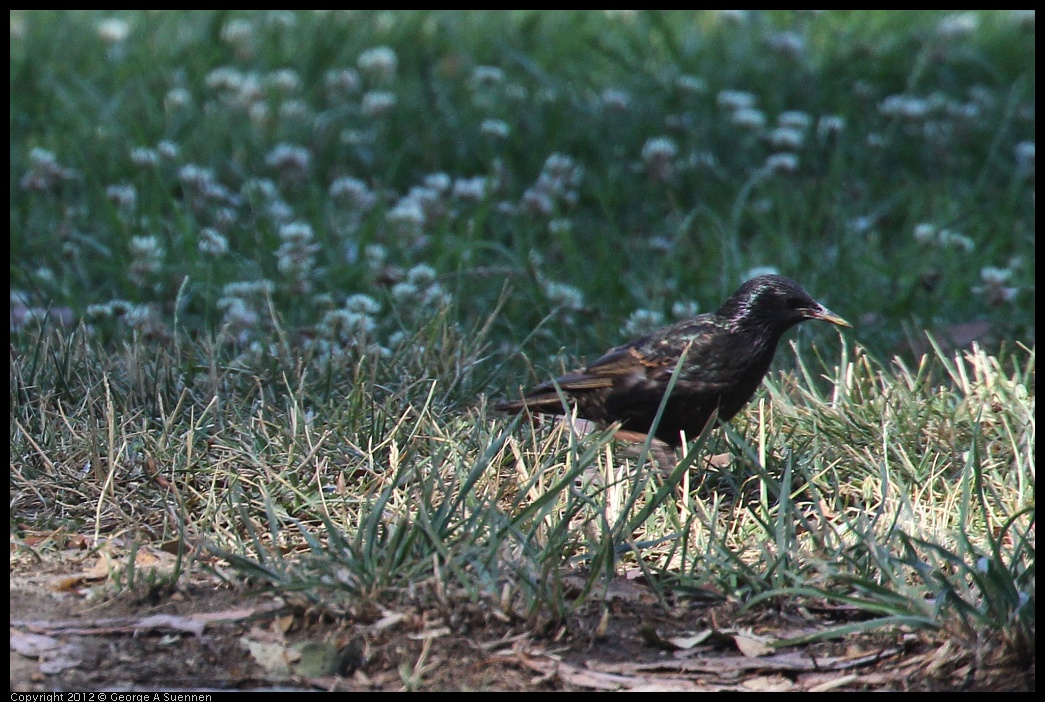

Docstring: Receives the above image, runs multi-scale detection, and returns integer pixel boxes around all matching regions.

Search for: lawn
[10,10,1034,691]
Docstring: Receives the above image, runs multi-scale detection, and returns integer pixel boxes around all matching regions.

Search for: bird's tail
[493,392,571,416]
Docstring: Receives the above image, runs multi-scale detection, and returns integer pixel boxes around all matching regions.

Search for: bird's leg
[613,430,678,473]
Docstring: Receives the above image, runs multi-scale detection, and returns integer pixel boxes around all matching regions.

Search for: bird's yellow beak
[815,306,851,328]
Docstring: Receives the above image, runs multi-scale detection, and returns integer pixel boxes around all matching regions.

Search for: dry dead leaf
[741,674,793,691]
[244,637,294,677]
[666,630,713,649]
[10,630,61,657]
[733,633,773,658]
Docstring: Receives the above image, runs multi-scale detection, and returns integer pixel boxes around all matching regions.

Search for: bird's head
[718,274,851,333]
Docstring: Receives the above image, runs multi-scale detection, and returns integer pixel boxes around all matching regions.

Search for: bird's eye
[786,297,807,309]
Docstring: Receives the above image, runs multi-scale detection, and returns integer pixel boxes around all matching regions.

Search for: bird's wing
[523,320,729,396]
[582,344,674,381]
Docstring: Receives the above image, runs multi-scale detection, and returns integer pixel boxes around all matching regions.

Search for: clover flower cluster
[912,223,976,253]
[20,148,78,192]
[216,280,273,344]
[972,266,1019,307]
[276,222,320,294]
[641,137,678,182]
[521,153,584,217]
[128,235,165,288]
[391,264,452,317]
[317,293,382,352]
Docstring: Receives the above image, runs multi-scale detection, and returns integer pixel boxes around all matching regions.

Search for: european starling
[497,274,850,448]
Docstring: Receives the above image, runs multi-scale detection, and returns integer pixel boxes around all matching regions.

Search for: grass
[10,10,1035,688]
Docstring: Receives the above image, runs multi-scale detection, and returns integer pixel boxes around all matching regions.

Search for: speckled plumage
[497,275,849,447]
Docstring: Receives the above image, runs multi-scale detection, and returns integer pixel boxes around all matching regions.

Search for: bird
[496,274,850,453]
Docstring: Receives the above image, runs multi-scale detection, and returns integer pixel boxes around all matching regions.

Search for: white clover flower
[361,90,397,117]
[213,207,238,230]
[937,12,979,38]
[471,65,505,86]
[817,115,846,139]
[542,280,585,311]
[276,222,318,293]
[20,148,77,191]
[879,94,929,119]
[357,46,398,82]
[206,66,247,92]
[364,244,387,272]
[319,308,376,342]
[387,198,426,229]
[521,153,583,216]
[544,153,583,183]
[1015,141,1035,176]
[420,285,451,309]
[671,300,700,319]
[980,266,1012,286]
[480,119,510,138]
[128,235,164,286]
[423,172,452,193]
[452,176,488,201]
[732,107,766,129]
[768,126,804,150]
[86,300,131,321]
[329,177,377,210]
[521,188,554,216]
[743,266,780,281]
[649,236,673,253]
[234,73,264,106]
[218,296,260,335]
[778,111,812,131]
[642,136,678,163]
[601,88,630,110]
[345,293,381,315]
[765,153,799,173]
[325,68,361,98]
[266,143,311,176]
[198,227,229,256]
[913,223,937,244]
[847,216,875,234]
[548,219,572,235]
[937,229,975,252]
[178,164,217,190]
[267,68,301,93]
[267,10,296,28]
[406,185,444,219]
[164,88,191,111]
[106,184,137,211]
[768,31,805,56]
[279,221,313,244]
[157,140,180,160]
[717,89,756,111]
[675,75,707,94]
[97,17,130,44]
[973,266,1018,306]
[222,280,273,299]
[406,263,437,287]
[278,100,309,121]
[391,281,418,305]
[718,10,749,23]
[241,177,278,202]
[621,309,664,338]
[124,304,166,335]
[221,19,254,45]
[130,147,159,167]
[642,137,678,180]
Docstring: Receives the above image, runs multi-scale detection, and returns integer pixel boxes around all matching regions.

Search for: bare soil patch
[10,551,1033,692]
